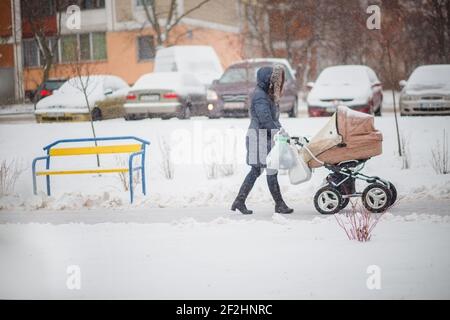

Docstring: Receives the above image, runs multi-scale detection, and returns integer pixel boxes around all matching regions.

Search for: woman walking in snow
[231,65,294,215]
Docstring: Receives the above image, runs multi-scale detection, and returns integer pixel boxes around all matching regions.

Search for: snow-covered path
[0,199,449,224]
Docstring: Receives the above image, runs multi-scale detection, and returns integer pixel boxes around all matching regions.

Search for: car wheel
[288,99,298,118]
[91,107,102,121]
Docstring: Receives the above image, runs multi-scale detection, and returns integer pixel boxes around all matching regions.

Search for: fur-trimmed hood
[256,65,285,103]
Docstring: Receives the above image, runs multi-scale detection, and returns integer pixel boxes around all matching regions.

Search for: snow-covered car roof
[406,64,450,91]
[231,58,295,75]
[131,72,204,94]
[36,75,129,111]
[315,65,372,85]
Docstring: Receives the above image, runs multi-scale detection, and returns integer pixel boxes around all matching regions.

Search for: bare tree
[66,43,101,167]
[20,0,66,106]
[241,0,275,57]
[140,0,212,47]
[424,0,450,63]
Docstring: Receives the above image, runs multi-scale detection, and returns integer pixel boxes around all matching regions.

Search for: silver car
[124,72,207,120]
[399,65,450,116]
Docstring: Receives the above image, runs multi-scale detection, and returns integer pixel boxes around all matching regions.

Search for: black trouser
[235,166,285,205]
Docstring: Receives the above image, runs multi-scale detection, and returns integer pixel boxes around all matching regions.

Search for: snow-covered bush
[158,137,174,180]
[0,158,25,196]
[114,156,141,191]
[400,133,411,170]
[203,136,237,179]
[334,201,386,242]
[431,129,449,175]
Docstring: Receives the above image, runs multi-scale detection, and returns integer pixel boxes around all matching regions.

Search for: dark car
[33,78,67,102]
[206,59,299,118]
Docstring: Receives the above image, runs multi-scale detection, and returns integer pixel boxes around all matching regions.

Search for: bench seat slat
[49,144,142,156]
[36,168,129,176]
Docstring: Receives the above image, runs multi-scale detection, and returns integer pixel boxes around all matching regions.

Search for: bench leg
[32,164,37,195]
[45,157,51,196]
[141,153,146,196]
[129,162,134,204]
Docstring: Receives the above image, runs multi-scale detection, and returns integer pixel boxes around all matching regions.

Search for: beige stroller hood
[300,106,383,168]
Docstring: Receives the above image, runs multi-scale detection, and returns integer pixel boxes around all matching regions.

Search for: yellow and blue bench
[32,136,150,203]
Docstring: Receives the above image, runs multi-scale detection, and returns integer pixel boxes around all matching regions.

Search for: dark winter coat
[246,66,282,167]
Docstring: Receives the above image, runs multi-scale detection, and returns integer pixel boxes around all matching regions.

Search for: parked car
[25,78,66,102]
[35,75,129,122]
[399,64,450,116]
[154,45,223,87]
[307,65,383,117]
[206,58,299,118]
[34,78,67,102]
[92,89,129,121]
[123,72,207,120]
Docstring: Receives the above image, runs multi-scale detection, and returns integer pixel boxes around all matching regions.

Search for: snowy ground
[0,115,449,299]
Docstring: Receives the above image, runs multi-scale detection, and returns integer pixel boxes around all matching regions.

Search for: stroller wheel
[387,182,397,206]
[362,183,392,213]
[314,186,343,215]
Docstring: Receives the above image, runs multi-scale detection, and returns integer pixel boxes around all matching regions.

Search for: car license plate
[420,103,441,109]
[46,112,64,117]
[224,102,245,110]
[140,94,160,102]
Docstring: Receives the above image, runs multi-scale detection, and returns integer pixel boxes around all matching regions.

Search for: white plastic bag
[288,152,312,185]
[266,136,297,170]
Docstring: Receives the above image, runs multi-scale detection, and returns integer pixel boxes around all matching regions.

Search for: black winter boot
[231,199,253,215]
[231,167,262,215]
[267,172,294,214]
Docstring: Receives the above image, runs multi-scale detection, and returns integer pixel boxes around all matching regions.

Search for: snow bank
[1,214,449,299]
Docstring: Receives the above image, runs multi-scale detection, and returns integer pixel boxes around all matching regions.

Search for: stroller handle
[289,136,310,146]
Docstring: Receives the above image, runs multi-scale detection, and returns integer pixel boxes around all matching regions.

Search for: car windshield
[407,66,450,90]
[316,67,369,86]
[219,67,258,84]
[44,81,65,90]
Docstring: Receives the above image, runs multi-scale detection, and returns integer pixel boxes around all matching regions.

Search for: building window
[61,34,78,62]
[23,39,39,67]
[23,32,107,66]
[136,0,150,6]
[21,0,56,18]
[137,35,155,61]
[24,38,60,67]
[79,33,91,60]
[92,32,107,60]
[80,0,105,10]
[38,37,60,65]
[60,32,107,62]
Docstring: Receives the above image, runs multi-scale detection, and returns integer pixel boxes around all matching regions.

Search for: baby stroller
[290,106,397,215]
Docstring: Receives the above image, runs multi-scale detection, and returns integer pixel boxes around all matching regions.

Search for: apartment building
[1,0,244,100]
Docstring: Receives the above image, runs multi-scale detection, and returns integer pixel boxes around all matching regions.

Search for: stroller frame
[291,136,397,214]
[323,160,392,199]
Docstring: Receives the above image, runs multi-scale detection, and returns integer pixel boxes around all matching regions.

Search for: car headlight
[207,89,218,100]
